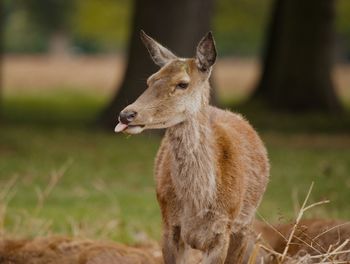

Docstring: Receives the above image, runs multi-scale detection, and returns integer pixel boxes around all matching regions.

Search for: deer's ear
[195,32,217,72]
[140,30,177,67]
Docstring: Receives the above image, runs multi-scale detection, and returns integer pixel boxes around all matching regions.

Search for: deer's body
[0,236,161,264]
[115,31,269,263]
[155,105,269,262]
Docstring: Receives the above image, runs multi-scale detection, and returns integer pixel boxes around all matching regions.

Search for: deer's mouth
[114,123,145,134]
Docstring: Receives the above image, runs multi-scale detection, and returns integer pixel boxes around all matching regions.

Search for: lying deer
[255,219,350,263]
[115,31,270,263]
[0,236,161,264]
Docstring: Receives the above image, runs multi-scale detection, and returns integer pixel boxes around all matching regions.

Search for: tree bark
[0,0,3,119]
[252,0,342,112]
[97,0,215,128]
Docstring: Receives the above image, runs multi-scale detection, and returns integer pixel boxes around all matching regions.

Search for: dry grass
[0,167,124,241]
[2,173,349,263]
[254,183,350,264]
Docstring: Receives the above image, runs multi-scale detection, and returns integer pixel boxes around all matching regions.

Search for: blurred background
[0,0,349,243]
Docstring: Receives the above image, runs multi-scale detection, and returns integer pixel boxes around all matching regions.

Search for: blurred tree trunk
[48,31,71,57]
[0,0,3,118]
[97,0,215,128]
[253,0,342,112]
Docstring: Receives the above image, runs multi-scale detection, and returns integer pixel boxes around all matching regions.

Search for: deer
[254,218,350,263]
[256,219,350,262]
[0,236,161,264]
[114,31,270,264]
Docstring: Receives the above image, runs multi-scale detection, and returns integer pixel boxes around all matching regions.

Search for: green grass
[0,92,349,244]
[1,122,161,243]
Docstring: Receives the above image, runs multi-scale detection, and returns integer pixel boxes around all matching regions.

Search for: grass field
[1,56,350,245]
[1,93,350,244]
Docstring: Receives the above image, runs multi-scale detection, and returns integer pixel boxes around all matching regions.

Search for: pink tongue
[114,122,128,133]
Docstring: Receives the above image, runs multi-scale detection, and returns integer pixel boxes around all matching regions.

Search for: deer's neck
[166,106,216,210]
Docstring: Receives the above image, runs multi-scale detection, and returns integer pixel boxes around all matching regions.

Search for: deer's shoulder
[208,106,248,128]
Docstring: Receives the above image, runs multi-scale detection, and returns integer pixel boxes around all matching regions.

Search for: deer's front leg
[162,226,186,264]
[202,233,230,264]
[224,231,248,264]
[225,227,264,264]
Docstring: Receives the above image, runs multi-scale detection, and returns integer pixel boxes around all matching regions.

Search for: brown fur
[254,219,350,263]
[155,106,269,264]
[0,236,160,264]
[118,32,270,263]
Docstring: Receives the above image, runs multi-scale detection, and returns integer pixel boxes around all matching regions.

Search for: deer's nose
[119,110,137,124]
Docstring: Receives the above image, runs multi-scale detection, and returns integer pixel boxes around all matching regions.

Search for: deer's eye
[176,82,189,89]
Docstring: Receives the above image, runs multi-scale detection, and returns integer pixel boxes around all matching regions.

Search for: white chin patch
[124,126,145,134]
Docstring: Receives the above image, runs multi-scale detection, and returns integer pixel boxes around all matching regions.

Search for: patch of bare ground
[214,57,260,100]
[3,55,350,103]
[3,55,125,95]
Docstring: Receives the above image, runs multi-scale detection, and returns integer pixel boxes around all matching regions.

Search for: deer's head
[115,30,217,134]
